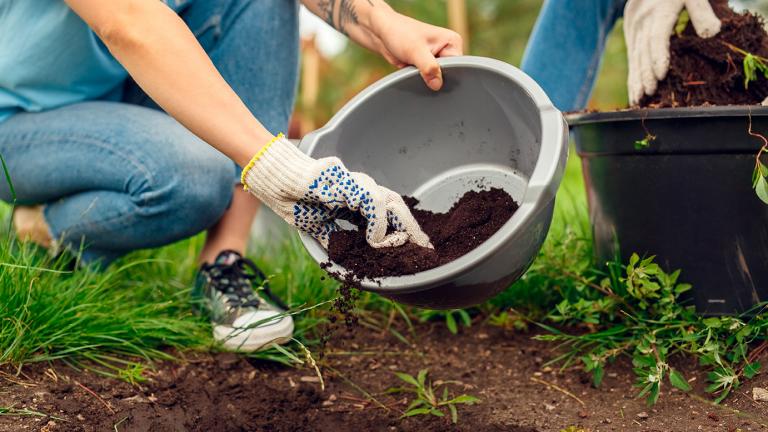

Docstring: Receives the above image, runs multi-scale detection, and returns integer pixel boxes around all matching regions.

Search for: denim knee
[133,148,235,241]
[169,156,235,236]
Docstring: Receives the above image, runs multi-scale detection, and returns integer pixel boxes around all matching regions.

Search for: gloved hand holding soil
[326,188,519,279]
[634,0,768,107]
[241,134,432,249]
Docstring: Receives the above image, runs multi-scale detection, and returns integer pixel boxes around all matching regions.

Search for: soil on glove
[327,188,518,279]
[640,0,768,107]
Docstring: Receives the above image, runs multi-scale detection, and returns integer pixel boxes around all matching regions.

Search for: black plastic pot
[567,106,768,315]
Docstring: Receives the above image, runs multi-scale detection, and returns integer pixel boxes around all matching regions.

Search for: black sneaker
[193,250,293,352]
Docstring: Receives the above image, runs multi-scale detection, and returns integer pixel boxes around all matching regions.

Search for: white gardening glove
[241,134,432,249]
[624,0,722,105]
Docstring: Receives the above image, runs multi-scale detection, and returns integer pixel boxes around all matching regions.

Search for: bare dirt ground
[2,322,767,431]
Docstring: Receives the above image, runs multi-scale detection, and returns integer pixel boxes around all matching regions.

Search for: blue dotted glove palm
[242,135,432,249]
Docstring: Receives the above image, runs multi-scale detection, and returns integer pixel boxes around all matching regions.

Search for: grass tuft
[0,237,211,376]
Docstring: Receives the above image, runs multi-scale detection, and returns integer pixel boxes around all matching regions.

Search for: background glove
[624,0,722,105]
[241,135,432,249]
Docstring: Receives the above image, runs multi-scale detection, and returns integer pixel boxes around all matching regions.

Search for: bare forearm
[302,0,392,51]
[301,0,462,90]
[65,0,273,167]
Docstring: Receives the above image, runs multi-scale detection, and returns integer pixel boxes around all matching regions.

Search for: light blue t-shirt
[0,0,184,124]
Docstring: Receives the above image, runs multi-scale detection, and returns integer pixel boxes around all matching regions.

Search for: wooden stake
[447,0,469,52]
[301,35,320,137]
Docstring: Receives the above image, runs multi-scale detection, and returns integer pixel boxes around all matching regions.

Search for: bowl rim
[566,105,768,126]
[297,55,567,294]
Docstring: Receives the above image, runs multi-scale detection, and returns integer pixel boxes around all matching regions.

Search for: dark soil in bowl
[640,0,768,108]
[326,188,518,279]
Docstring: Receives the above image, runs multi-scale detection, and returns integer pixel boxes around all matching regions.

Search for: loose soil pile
[3,322,768,432]
[640,0,768,107]
[327,188,518,279]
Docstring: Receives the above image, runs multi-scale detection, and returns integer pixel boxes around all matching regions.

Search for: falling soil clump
[327,188,518,279]
[640,0,768,107]
[318,280,361,359]
[333,281,360,330]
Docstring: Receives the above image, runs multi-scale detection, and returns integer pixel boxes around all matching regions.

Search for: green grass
[0,146,591,377]
[0,233,211,378]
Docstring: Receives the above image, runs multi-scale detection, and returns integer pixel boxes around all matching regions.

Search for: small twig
[726,53,739,75]
[683,81,707,86]
[640,110,656,142]
[323,350,408,357]
[43,368,59,383]
[0,371,36,388]
[74,380,116,415]
[335,394,403,410]
[323,365,393,413]
[747,340,768,363]
[338,394,370,403]
[382,308,396,336]
[723,41,768,62]
[530,376,586,407]
[13,364,33,382]
[740,390,764,410]
[114,416,129,432]
[748,109,768,146]
[748,109,768,176]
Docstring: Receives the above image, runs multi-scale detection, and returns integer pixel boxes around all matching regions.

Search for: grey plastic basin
[298,56,568,309]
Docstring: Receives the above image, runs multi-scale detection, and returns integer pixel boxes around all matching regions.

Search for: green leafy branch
[744,53,768,89]
[635,112,656,151]
[387,369,480,424]
[536,254,766,406]
[722,42,768,89]
[721,45,768,206]
[748,112,768,204]
[634,133,656,150]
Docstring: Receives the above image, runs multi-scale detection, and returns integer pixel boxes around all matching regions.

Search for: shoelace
[206,256,288,310]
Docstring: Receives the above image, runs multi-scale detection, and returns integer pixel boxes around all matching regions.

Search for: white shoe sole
[214,315,295,352]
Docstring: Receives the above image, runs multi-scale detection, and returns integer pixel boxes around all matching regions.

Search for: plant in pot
[567,0,768,315]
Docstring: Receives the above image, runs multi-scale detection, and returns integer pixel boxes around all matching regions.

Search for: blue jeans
[0,0,299,264]
[521,0,626,112]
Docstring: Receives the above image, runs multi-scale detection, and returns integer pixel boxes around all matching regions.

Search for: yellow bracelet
[240,133,284,190]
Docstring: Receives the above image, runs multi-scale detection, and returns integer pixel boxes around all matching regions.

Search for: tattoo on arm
[313,0,373,35]
[317,0,335,26]
[337,0,359,35]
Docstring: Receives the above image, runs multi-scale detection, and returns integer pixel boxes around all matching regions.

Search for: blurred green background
[295,0,630,133]
[294,0,768,132]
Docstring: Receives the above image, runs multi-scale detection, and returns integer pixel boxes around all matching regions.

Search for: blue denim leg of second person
[0,0,299,264]
[521,0,626,112]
